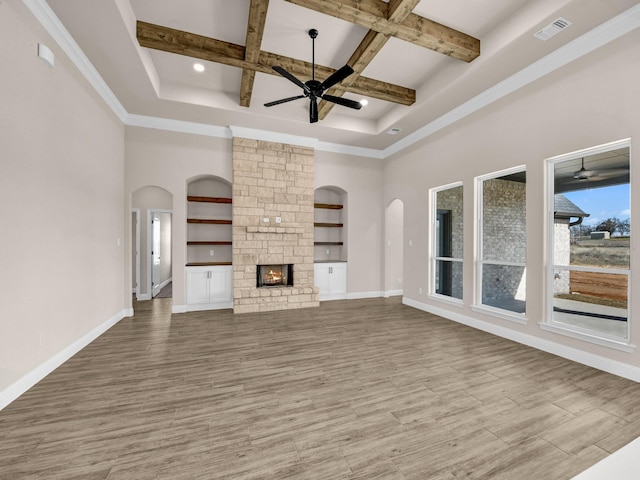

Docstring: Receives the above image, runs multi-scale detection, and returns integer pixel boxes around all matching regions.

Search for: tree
[594,217,630,236]
[616,218,631,236]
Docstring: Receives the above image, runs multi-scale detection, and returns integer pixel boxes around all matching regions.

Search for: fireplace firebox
[256,264,294,288]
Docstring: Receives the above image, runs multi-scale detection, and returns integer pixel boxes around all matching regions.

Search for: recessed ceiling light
[359,99,369,107]
[193,63,205,72]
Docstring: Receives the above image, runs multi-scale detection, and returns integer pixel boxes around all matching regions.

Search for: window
[430,183,463,301]
[545,140,630,346]
[476,167,527,319]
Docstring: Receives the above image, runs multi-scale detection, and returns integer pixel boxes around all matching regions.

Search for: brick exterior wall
[232,138,319,313]
[553,219,571,294]
[481,178,526,305]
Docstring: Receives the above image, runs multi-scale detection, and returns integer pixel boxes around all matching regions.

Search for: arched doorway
[132,186,173,300]
[384,199,404,297]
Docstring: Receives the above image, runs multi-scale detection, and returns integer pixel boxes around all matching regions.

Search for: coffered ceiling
[40,0,640,153]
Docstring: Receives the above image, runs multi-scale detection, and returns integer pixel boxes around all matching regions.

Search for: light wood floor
[2,297,640,479]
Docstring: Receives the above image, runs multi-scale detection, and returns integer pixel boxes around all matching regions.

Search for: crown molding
[23,1,640,160]
[228,126,318,149]
[22,0,128,122]
[126,114,231,138]
[382,2,640,158]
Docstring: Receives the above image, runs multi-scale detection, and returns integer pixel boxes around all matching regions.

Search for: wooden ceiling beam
[284,0,480,62]
[240,0,270,107]
[137,21,415,106]
[318,0,420,119]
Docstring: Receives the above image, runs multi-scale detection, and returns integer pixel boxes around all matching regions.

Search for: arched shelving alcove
[314,186,348,300]
[184,176,233,311]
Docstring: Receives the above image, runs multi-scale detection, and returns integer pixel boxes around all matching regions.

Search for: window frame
[542,139,633,352]
[473,165,528,324]
[428,182,464,306]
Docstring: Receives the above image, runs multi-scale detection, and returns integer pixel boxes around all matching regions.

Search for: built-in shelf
[314,241,344,246]
[188,196,232,204]
[314,203,343,210]
[187,219,232,225]
[186,261,233,267]
[314,222,343,228]
[187,179,232,268]
[187,241,233,246]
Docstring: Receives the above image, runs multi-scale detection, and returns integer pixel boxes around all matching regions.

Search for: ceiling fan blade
[320,65,354,91]
[273,66,310,94]
[310,98,318,123]
[264,95,306,107]
[322,94,362,110]
[594,168,630,178]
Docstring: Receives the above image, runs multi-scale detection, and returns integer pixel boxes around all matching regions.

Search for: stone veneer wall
[232,138,319,313]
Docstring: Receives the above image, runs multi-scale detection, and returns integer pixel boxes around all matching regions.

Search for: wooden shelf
[187,241,232,246]
[314,222,343,228]
[314,242,344,246]
[314,203,343,210]
[187,196,232,204]
[187,219,232,225]
[186,262,232,267]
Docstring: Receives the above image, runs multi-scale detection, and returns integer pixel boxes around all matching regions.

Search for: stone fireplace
[232,137,319,313]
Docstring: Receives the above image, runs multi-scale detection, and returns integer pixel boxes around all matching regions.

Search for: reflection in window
[549,142,630,340]
[431,184,463,300]
[478,168,526,316]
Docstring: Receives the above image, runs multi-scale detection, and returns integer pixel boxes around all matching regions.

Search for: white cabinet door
[186,268,211,304]
[186,266,233,309]
[209,266,233,303]
[328,263,347,294]
[314,262,347,300]
[314,264,330,293]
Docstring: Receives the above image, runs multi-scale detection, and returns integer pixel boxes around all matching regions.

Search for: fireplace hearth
[256,264,294,288]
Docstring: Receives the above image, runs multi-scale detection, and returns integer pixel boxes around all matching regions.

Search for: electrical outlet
[209,249,215,256]
[418,287,422,294]
[325,248,330,255]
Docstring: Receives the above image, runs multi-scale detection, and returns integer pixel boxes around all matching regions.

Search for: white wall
[0,1,126,400]
[384,29,640,368]
[315,152,384,296]
[125,127,232,311]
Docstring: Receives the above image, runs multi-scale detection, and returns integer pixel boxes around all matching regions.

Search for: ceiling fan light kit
[265,29,362,123]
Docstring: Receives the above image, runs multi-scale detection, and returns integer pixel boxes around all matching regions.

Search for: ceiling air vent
[534,17,572,41]
[386,127,402,135]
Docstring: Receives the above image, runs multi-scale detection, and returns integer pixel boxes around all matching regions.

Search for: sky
[564,184,630,227]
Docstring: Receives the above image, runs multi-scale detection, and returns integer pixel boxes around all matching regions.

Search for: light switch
[275,216,282,223]
[209,249,215,256]
[263,217,269,223]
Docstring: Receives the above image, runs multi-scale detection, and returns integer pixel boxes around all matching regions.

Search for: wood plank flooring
[2,297,640,479]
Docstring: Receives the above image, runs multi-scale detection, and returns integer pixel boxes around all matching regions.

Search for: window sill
[539,322,635,353]
[471,304,527,325]
[427,293,464,308]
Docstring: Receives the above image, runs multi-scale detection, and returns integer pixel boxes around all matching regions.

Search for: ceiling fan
[264,29,362,123]
[573,157,629,181]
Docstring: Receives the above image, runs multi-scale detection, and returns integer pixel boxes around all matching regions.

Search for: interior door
[152,213,162,297]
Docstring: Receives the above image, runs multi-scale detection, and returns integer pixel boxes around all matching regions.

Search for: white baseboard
[0,309,128,411]
[157,277,172,291]
[403,297,640,383]
[384,289,403,298]
[136,293,151,301]
[320,292,348,301]
[172,304,187,314]
[347,291,383,300]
